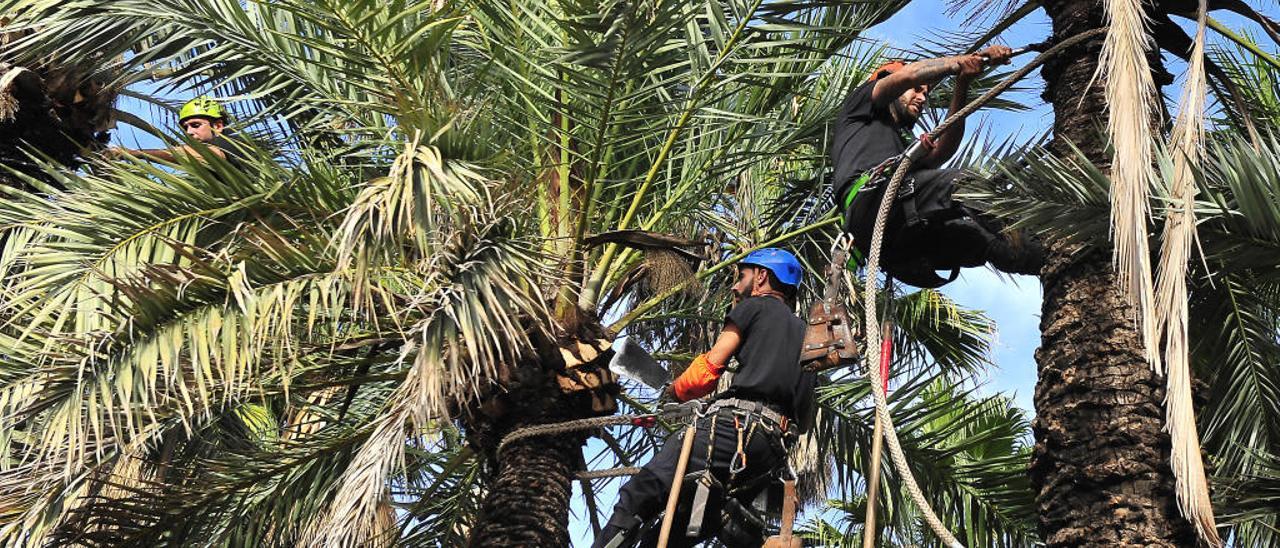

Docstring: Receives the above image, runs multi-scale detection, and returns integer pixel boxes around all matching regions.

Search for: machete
[608,337,671,390]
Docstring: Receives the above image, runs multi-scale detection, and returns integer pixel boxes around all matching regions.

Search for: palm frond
[1099,0,1161,374]
[1153,0,1218,541]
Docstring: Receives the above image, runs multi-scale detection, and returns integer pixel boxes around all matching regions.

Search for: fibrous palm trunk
[466,328,613,546]
[1032,2,1197,546]
[469,429,584,546]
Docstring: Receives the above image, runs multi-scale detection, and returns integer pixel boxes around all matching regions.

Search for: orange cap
[867,60,906,82]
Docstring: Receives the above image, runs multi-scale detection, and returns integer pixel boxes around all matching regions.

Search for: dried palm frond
[0,65,37,121]
[303,399,408,547]
[788,418,830,505]
[1098,0,1160,372]
[643,247,702,298]
[1154,0,1220,543]
[585,229,706,298]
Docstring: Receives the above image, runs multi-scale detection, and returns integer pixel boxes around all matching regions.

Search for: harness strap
[897,177,922,229]
[685,412,721,537]
[705,397,789,430]
[842,169,962,288]
[685,471,716,537]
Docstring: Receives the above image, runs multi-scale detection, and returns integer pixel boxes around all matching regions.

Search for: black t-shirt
[722,296,816,427]
[207,133,247,171]
[829,81,909,204]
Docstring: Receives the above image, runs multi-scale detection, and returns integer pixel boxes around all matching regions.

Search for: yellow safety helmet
[178,96,226,123]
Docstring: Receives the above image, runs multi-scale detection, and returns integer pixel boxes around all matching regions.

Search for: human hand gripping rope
[853,28,1109,548]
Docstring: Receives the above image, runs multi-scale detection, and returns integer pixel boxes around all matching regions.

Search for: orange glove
[671,353,726,402]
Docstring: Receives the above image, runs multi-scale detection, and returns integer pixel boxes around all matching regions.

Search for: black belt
[705,398,789,431]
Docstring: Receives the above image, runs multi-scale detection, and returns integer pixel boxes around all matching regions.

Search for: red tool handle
[878,319,893,393]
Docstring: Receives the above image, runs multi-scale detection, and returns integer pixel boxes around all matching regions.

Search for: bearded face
[890,84,929,127]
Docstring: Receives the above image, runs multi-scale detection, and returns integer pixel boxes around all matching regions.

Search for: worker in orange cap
[831,47,1045,287]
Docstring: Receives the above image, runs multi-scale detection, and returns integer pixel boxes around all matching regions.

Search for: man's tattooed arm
[870,55,969,106]
[904,57,961,84]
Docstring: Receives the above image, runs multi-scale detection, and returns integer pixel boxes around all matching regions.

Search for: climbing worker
[593,248,816,548]
[831,46,1045,288]
[107,96,246,169]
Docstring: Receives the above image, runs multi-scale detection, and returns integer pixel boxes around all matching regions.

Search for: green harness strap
[842,171,872,210]
[839,171,873,266]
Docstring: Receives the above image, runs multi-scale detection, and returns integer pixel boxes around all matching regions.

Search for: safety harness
[681,397,794,540]
[841,155,968,289]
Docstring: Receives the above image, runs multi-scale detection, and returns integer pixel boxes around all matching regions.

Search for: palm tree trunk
[469,431,583,546]
[1033,2,1197,545]
[467,328,612,546]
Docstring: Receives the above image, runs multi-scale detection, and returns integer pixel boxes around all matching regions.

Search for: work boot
[593,514,643,548]
[986,231,1045,276]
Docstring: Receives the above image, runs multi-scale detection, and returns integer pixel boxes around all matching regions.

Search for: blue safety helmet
[740,248,803,287]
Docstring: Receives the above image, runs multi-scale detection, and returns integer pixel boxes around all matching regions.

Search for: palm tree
[801,382,1034,547]
[5,1,1279,547]
[0,0,965,545]
[956,11,1280,544]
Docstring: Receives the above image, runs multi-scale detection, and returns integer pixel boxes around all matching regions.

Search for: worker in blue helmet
[594,247,816,547]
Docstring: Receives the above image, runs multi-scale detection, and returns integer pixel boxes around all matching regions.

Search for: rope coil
[857,28,1108,548]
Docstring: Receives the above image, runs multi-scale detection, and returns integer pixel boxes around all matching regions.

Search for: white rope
[855,29,1108,548]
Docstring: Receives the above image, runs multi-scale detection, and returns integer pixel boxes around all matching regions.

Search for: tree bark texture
[469,432,582,546]
[1033,1,1197,546]
[466,325,612,546]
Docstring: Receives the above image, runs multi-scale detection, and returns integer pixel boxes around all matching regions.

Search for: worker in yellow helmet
[108,97,245,168]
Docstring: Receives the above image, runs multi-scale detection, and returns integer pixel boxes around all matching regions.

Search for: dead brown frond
[1154,0,1220,543]
[1098,0,1161,372]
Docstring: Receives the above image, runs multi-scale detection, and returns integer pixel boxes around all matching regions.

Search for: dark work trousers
[845,168,967,246]
[844,168,1024,273]
[592,408,787,548]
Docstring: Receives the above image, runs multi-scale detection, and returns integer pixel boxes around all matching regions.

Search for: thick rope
[578,466,643,480]
[858,28,1108,548]
[497,414,652,455]
[499,415,652,479]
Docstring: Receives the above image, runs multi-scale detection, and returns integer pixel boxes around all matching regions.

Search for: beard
[890,99,919,127]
